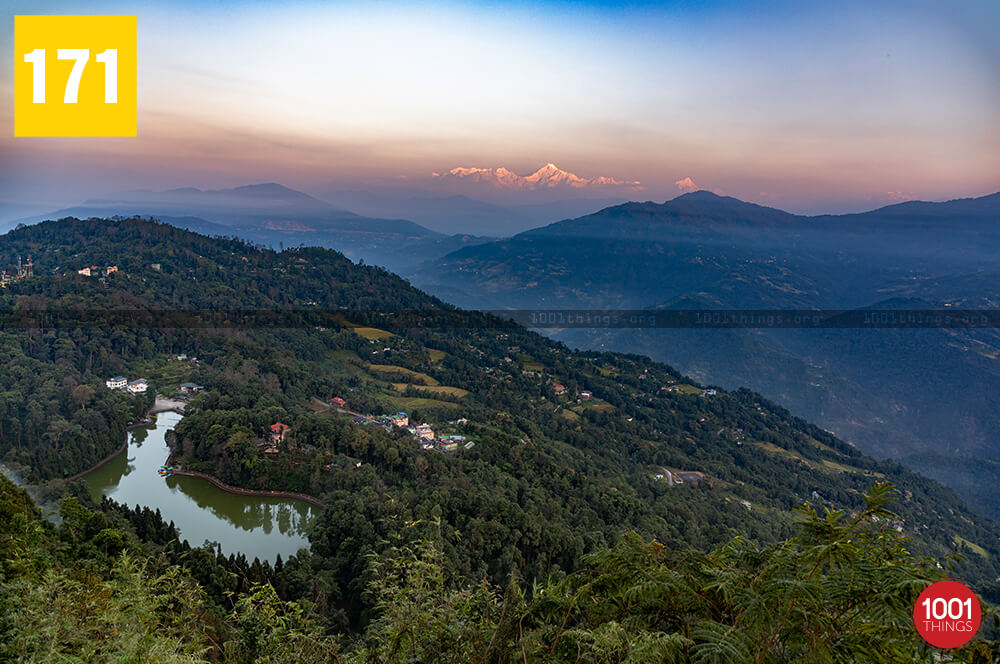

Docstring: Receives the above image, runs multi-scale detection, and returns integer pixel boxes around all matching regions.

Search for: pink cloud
[886,190,915,202]
[675,176,699,193]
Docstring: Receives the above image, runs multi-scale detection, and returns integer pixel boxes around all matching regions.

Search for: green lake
[85,411,317,561]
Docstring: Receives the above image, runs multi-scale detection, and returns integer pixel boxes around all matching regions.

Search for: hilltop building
[126,379,148,394]
[106,376,128,390]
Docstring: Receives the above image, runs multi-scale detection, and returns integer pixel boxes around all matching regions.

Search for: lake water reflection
[84,411,316,561]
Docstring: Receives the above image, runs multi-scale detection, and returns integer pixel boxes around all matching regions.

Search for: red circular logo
[913,580,982,649]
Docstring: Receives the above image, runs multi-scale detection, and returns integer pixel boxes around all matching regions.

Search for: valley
[413,191,1000,521]
[3,211,1000,661]
[3,217,1000,605]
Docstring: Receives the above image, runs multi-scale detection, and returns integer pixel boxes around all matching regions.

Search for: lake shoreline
[77,408,317,560]
[64,398,183,483]
[169,469,325,508]
[65,441,129,483]
[156,396,324,508]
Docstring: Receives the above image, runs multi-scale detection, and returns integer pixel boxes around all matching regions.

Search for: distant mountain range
[6,183,496,274]
[8,181,630,265]
[412,189,1000,521]
[316,163,641,235]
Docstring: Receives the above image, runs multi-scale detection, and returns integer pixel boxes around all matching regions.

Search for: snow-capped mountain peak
[434,164,641,191]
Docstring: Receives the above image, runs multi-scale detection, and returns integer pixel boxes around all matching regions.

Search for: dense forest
[4,475,1000,662]
[2,217,1000,659]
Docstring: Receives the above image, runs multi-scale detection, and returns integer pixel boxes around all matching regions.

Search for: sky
[1,0,998,215]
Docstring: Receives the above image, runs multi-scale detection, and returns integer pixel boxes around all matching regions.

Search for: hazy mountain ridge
[9,183,497,274]
[317,187,626,236]
[414,190,1000,520]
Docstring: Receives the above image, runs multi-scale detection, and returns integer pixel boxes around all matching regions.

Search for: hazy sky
[2,0,998,213]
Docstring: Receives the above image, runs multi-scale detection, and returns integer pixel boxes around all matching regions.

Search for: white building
[106,376,127,390]
[126,379,148,394]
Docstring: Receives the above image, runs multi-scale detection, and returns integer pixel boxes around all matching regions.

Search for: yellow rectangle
[14,15,137,137]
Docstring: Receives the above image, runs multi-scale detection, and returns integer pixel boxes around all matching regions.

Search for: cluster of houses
[105,376,148,394]
[412,423,434,440]
[402,417,473,452]
[422,433,474,453]
[0,256,33,288]
[105,374,205,397]
[78,265,118,277]
[405,416,474,452]
[326,396,475,455]
[551,383,593,401]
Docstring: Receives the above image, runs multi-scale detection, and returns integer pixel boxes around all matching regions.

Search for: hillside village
[154,322,721,485]
[9,236,884,526]
[317,396,476,454]
[104,333,722,485]
[0,255,33,287]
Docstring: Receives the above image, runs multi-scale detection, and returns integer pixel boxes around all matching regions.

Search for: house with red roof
[270,422,289,444]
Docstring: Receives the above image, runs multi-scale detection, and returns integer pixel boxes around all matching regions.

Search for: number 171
[23,48,117,104]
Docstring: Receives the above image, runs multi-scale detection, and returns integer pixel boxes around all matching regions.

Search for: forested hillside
[4,472,1000,662]
[412,191,1000,521]
[2,217,1000,660]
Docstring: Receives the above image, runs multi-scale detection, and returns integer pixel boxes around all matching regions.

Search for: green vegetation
[4,476,1000,662]
[0,335,150,480]
[0,475,338,663]
[352,484,1000,664]
[3,218,1000,660]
